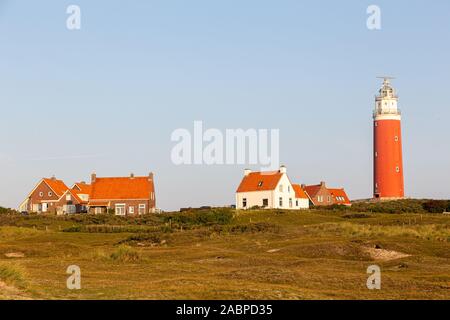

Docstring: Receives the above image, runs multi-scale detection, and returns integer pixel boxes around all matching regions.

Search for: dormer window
[258,181,263,187]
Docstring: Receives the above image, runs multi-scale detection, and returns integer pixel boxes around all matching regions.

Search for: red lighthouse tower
[373,77,404,199]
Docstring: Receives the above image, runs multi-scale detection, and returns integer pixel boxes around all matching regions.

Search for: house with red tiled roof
[235,166,309,210]
[20,172,157,215]
[19,176,69,213]
[87,173,156,215]
[302,181,351,206]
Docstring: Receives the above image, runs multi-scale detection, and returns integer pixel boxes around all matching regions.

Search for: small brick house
[302,181,351,206]
[87,173,156,215]
[19,177,69,214]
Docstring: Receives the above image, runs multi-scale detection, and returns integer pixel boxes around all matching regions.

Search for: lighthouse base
[372,196,405,202]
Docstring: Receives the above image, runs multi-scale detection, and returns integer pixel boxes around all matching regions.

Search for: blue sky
[1,0,449,210]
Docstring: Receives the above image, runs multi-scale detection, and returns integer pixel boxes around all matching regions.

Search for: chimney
[51,175,56,181]
[148,172,154,181]
[301,184,306,189]
[91,172,96,183]
[244,168,252,176]
[130,173,135,179]
[279,165,287,174]
[320,181,326,187]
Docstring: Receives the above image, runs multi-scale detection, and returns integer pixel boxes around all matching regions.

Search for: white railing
[373,108,401,116]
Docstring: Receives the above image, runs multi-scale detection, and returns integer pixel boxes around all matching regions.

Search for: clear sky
[1,0,449,211]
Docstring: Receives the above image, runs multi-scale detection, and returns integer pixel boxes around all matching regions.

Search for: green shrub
[118,233,163,246]
[110,245,140,262]
[350,200,425,214]
[161,208,233,227]
[342,213,371,219]
[0,207,18,215]
[227,222,280,234]
[422,200,449,213]
[0,263,27,288]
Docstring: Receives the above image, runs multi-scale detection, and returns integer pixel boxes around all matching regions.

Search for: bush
[118,233,163,246]
[0,207,18,215]
[422,200,449,213]
[227,222,280,234]
[342,213,371,219]
[0,263,27,288]
[350,200,425,214]
[161,208,233,227]
[110,245,140,262]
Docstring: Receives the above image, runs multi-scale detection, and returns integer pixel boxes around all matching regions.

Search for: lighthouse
[373,77,405,199]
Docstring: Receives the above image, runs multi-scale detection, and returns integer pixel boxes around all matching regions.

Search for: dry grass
[306,222,450,242]
[0,209,449,300]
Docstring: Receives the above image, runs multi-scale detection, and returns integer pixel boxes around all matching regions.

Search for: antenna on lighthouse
[377,76,396,84]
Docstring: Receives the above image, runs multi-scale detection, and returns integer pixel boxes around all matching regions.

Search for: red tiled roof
[236,171,283,193]
[329,188,351,205]
[73,182,92,195]
[303,184,322,198]
[292,184,309,199]
[43,178,69,197]
[90,176,154,200]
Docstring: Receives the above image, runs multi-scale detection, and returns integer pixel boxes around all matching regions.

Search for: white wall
[236,173,309,210]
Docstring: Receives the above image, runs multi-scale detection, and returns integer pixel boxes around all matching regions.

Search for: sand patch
[364,246,411,261]
[4,252,25,258]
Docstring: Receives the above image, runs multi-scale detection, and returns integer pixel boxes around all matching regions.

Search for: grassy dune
[0,208,449,300]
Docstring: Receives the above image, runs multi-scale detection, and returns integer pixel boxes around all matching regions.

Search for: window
[374,122,378,127]
[375,151,378,157]
[129,206,135,214]
[262,199,268,207]
[115,204,126,216]
[48,192,53,197]
[66,194,71,201]
[289,198,292,208]
[39,192,44,197]
[94,207,103,215]
[279,185,283,192]
[258,181,263,187]
[318,196,323,203]
[138,204,146,215]
[296,200,299,206]
[327,196,331,203]
[394,136,399,142]
[288,186,290,192]
[396,166,400,173]
[279,197,283,207]
[242,198,247,208]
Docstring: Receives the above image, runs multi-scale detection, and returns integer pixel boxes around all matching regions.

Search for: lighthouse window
[375,152,378,157]
[394,136,399,141]
[396,166,400,173]
[374,122,378,127]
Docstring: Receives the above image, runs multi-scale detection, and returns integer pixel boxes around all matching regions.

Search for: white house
[235,166,309,210]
